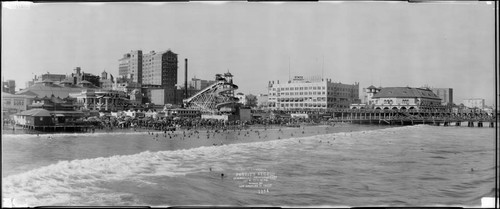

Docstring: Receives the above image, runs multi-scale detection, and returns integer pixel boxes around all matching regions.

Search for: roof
[2,92,35,99]
[78,80,92,84]
[59,80,73,84]
[15,82,94,98]
[366,85,379,90]
[371,87,441,100]
[17,109,51,117]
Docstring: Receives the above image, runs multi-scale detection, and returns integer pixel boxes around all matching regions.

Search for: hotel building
[141,50,178,105]
[141,50,178,87]
[118,50,143,84]
[267,76,360,111]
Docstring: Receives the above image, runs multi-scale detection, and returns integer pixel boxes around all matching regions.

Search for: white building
[267,76,360,111]
[463,98,485,109]
[69,89,129,112]
[352,87,442,110]
[2,93,35,118]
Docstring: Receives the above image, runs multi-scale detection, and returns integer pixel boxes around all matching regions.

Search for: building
[235,93,246,105]
[463,98,485,109]
[267,76,360,111]
[257,94,269,108]
[71,67,100,87]
[99,70,115,90]
[352,86,442,110]
[14,96,86,130]
[25,80,35,89]
[234,93,257,107]
[166,108,201,118]
[16,79,94,98]
[119,50,143,84]
[2,93,35,119]
[141,50,178,105]
[189,77,217,91]
[69,89,129,112]
[41,73,66,82]
[3,79,16,94]
[29,95,78,111]
[142,50,178,86]
[26,74,67,89]
[361,85,382,104]
[119,53,131,78]
[430,88,453,105]
[130,50,143,84]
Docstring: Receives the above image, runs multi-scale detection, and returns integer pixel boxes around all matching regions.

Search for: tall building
[141,50,178,87]
[267,76,360,111]
[140,50,178,105]
[142,50,164,86]
[119,53,131,78]
[463,98,485,109]
[430,88,453,105]
[118,50,142,84]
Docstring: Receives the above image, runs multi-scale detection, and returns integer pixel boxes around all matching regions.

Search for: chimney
[185,58,188,99]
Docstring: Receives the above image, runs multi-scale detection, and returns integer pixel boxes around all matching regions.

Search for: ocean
[1,124,496,207]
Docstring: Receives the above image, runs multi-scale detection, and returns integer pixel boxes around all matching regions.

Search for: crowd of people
[89,115,332,133]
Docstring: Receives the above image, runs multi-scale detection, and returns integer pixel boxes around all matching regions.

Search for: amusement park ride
[183,72,240,115]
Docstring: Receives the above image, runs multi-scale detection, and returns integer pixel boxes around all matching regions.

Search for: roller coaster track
[183,79,239,114]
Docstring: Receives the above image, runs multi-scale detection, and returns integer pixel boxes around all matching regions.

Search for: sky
[1,2,496,105]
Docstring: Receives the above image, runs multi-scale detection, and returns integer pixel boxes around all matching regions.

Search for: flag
[110,74,114,83]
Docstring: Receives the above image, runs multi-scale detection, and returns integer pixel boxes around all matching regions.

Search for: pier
[16,123,95,132]
[286,109,496,127]
[22,125,95,132]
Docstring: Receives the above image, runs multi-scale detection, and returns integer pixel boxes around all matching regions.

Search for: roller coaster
[183,73,239,114]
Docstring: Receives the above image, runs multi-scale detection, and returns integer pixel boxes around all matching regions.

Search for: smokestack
[185,58,188,99]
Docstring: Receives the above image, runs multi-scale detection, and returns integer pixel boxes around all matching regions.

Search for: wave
[2,124,430,206]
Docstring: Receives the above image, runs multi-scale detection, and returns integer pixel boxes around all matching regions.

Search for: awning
[55,114,65,117]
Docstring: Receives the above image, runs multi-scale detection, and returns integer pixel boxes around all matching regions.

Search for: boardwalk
[326,109,496,127]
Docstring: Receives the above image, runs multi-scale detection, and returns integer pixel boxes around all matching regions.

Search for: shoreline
[1,122,386,136]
